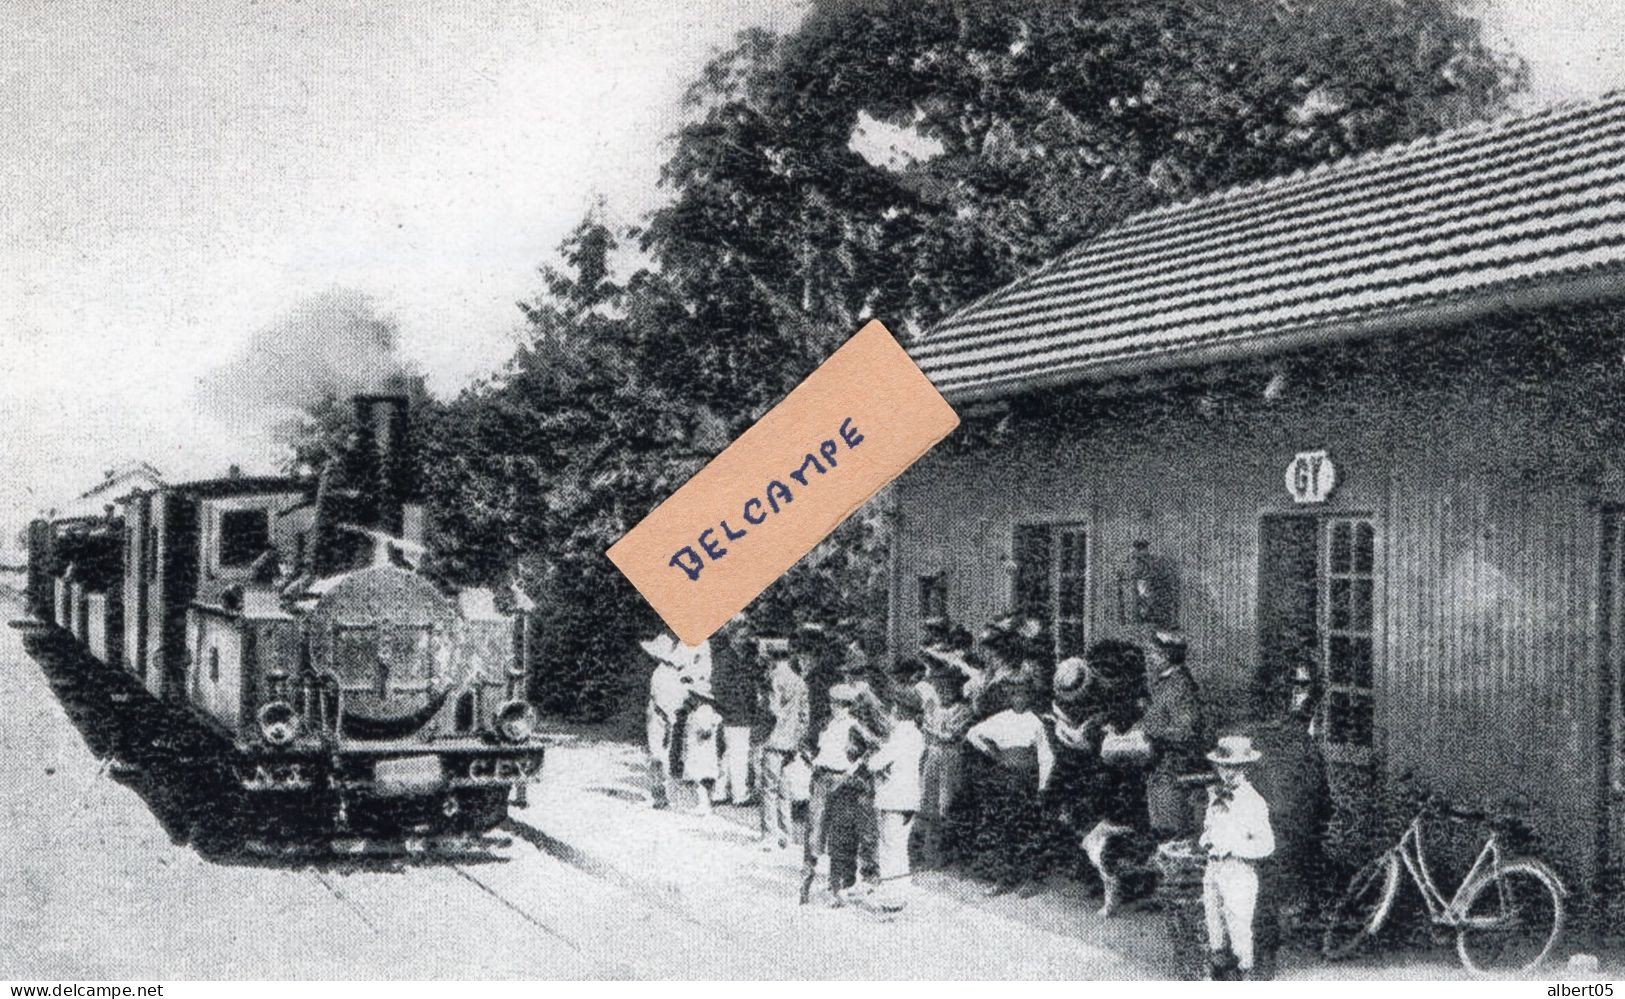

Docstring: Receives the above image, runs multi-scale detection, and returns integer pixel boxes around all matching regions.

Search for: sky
[2,0,1624,552]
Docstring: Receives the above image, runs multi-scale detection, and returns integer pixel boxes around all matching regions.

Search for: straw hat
[1206,735,1263,766]
[681,638,713,675]
[640,633,680,664]
[1053,656,1090,700]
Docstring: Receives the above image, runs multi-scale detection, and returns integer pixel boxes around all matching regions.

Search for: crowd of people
[641,614,1319,979]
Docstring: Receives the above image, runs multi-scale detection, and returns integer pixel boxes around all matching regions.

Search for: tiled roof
[910,91,1625,402]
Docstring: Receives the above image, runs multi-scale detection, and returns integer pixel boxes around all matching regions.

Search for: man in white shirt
[1199,735,1276,979]
[964,679,1054,896]
[801,683,881,905]
[757,639,808,850]
[866,687,926,911]
[643,634,689,809]
[917,648,976,867]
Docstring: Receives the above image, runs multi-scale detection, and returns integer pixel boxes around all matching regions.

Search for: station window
[918,573,948,622]
[1323,517,1377,749]
[219,509,271,568]
[1012,523,1089,659]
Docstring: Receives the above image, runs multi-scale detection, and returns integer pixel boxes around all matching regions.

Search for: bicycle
[1321,797,1568,976]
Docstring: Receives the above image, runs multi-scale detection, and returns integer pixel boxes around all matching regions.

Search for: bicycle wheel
[1322,853,1401,960]
[1454,860,1565,976]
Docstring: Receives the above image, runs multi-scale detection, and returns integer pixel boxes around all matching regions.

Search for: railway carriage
[28,394,544,833]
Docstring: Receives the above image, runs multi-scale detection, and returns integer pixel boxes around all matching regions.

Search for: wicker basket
[1154,838,1210,980]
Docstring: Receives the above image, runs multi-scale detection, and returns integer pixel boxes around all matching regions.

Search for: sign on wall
[1285,450,1337,504]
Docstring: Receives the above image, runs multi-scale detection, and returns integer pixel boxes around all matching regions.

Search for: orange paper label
[606,320,960,645]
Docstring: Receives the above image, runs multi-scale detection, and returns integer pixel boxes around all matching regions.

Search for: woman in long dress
[643,633,714,809]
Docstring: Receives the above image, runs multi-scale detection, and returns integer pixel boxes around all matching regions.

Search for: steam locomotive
[24,394,545,834]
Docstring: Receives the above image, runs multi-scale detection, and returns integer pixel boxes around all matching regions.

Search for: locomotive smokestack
[352,393,411,536]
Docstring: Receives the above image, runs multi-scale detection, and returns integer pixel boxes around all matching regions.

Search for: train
[23,394,545,835]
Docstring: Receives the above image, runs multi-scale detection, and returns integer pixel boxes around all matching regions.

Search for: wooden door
[1257,515,1321,720]
[1012,523,1088,661]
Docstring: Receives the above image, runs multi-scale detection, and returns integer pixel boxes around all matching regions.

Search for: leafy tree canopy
[643,0,1524,349]
[296,0,1526,718]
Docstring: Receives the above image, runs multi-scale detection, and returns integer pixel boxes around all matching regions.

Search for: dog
[1081,819,1158,915]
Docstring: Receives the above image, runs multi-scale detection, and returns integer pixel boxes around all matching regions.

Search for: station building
[896,91,1625,890]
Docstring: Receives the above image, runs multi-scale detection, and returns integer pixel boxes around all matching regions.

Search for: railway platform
[1,596,1585,980]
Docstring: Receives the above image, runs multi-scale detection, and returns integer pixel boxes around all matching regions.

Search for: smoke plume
[199,289,410,412]
[195,289,417,455]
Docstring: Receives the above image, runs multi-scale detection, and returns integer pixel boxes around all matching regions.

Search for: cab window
[219,509,271,568]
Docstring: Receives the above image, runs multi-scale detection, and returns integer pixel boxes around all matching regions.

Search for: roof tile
[912,92,1625,401]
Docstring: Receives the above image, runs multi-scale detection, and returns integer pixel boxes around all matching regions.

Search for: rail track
[280,832,652,975]
[18,618,736,977]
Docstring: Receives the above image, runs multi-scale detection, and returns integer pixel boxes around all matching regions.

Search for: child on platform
[802,684,881,905]
[866,687,926,911]
[1199,735,1276,980]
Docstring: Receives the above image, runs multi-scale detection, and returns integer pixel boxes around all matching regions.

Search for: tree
[291,1,1527,720]
[643,0,1524,342]
[617,0,1525,660]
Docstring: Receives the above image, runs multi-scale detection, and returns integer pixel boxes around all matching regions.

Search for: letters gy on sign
[1286,449,1337,504]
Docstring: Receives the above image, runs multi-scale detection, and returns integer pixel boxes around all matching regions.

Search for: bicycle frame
[1329,809,1570,974]
[1391,817,1504,926]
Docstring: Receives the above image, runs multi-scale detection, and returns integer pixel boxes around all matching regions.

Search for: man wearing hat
[836,638,888,888]
[802,682,883,904]
[917,639,977,866]
[838,639,890,713]
[1045,654,1104,834]
[709,623,760,807]
[1199,735,1276,980]
[1139,631,1207,838]
[643,633,689,809]
[643,634,712,808]
[755,635,807,850]
[971,613,1047,720]
[795,621,839,734]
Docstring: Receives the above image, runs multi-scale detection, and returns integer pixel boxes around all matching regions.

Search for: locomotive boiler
[28,394,544,834]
